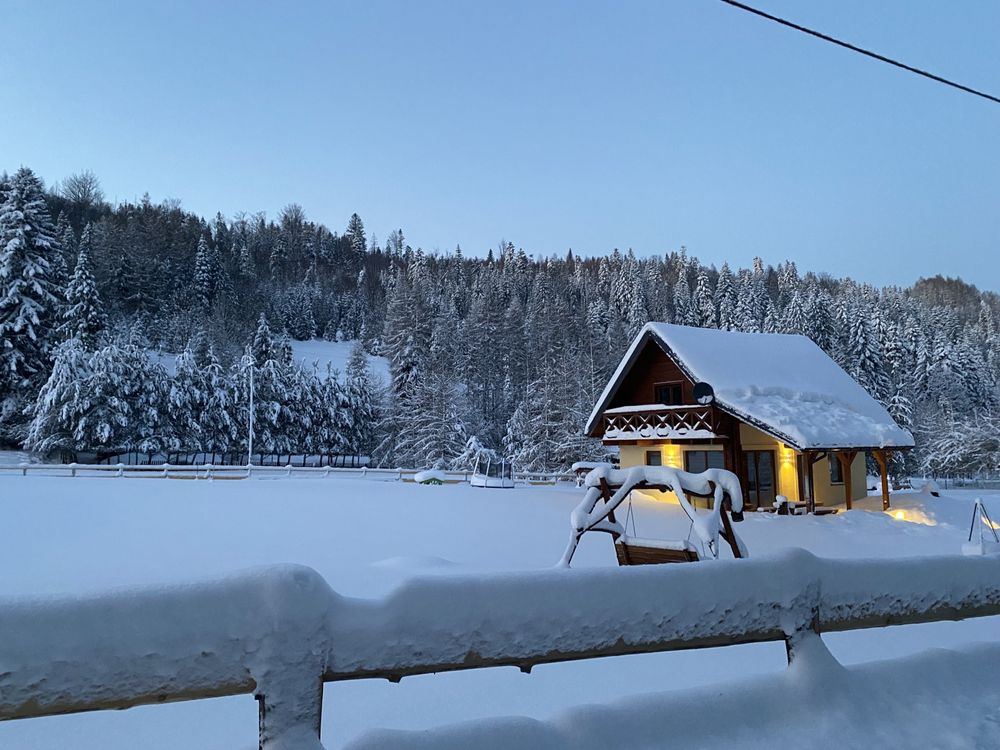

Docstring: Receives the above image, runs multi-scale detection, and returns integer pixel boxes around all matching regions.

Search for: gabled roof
[585,323,915,451]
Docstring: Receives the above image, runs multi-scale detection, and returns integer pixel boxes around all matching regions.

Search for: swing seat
[615,536,701,566]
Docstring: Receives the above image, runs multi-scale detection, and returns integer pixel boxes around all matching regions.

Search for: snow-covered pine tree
[693,268,717,328]
[236,317,297,456]
[382,268,431,398]
[343,343,380,456]
[283,283,317,340]
[345,213,366,258]
[732,269,760,332]
[715,262,736,330]
[780,288,807,335]
[671,252,694,326]
[61,224,105,349]
[193,235,217,310]
[237,243,257,281]
[168,342,208,451]
[399,368,469,469]
[0,167,63,436]
[77,338,169,458]
[24,337,91,457]
[845,301,891,404]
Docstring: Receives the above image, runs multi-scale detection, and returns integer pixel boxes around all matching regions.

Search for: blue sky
[2,0,998,289]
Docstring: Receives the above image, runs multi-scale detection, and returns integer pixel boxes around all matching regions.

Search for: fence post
[256,678,326,750]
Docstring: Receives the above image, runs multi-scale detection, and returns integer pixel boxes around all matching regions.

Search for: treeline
[2,166,999,474]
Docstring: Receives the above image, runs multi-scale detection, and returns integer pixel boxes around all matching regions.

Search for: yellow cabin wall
[738,424,799,501]
[809,452,868,507]
[619,424,869,509]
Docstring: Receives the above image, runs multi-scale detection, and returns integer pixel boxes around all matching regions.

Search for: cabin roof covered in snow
[585,323,914,451]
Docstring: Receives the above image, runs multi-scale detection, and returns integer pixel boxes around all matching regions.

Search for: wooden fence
[1,551,999,748]
[0,462,574,484]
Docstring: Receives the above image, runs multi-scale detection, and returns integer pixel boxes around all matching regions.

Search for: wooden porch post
[837,450,857,510]
[873,449,892,511]
[804,451,818,515]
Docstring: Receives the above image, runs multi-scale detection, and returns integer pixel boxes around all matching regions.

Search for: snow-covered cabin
[585,323,914,511]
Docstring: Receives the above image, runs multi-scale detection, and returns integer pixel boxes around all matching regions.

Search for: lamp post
[242,354,255,469]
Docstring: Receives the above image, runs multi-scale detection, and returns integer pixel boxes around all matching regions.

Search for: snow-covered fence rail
[0,462,573,484]
[4,551,1000,749]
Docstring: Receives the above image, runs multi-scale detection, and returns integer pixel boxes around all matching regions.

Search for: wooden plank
[837,450,857,510]
[873,449,891,511]
[598,477,618,529]
[615,541,699,565]
[804,451,819,514]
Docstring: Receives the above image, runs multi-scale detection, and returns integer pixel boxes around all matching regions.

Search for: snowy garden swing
[559,465,748,567]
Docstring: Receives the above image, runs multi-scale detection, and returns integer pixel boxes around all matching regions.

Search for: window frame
[683,449,726,473]
[829,455,844,485]
[645,450,662,466]
[653,381,684,406]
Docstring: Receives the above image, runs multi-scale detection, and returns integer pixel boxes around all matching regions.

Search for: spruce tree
[193,235,216,310]
[0,167,62,434]
[715,262,736,330]
[62,224,105,349]
[693,268,717,328]
[343,342,379,455]
[24,338,91,456]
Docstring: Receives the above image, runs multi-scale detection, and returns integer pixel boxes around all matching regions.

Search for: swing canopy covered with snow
[470,454,515,488]
[560,465,748,567]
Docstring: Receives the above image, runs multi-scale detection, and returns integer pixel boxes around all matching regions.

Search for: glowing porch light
[885,508,937,526]
[662,443,683,469]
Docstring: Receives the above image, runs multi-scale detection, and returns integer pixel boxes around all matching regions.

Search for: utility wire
[719,0,1000,105]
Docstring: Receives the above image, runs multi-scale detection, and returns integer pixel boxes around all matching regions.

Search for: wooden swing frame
[597,477,744,566]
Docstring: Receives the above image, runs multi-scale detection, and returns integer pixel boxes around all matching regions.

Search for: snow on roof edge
[586,323,914,451]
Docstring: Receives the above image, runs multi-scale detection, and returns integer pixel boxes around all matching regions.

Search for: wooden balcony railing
[602,404,723,442]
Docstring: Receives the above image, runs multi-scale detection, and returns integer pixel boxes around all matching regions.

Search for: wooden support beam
[873,449,892,511]
[837,450,857,510]
[599,478,618,529]
[719,502,743,559]
[804,452,818,514]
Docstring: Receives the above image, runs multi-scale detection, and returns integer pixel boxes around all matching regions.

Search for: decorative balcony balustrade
[602,403,723,442]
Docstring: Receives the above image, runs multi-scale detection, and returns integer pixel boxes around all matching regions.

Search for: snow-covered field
[150,338,391,383]
[0,474,998,749]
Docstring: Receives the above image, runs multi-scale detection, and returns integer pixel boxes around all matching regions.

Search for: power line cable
[719,0,1000,105]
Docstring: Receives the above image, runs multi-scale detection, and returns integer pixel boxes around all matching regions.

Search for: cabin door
[743,450,776,509]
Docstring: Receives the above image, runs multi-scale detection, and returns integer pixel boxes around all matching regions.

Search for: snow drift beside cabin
[589,323,914,451]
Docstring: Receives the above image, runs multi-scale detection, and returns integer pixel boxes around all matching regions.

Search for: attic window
[654,382,683,406]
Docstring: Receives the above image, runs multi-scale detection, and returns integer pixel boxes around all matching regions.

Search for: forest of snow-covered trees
[2,165,999,475]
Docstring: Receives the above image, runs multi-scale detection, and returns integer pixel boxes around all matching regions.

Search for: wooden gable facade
[590,336,887,513]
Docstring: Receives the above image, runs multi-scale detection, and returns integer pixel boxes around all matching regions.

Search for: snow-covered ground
[150,339,390,384]
[288,339,390,384]
[0,475,997,749]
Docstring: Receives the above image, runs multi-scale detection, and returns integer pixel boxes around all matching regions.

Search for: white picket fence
[0,462,574,484]
[1,551,999,749]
